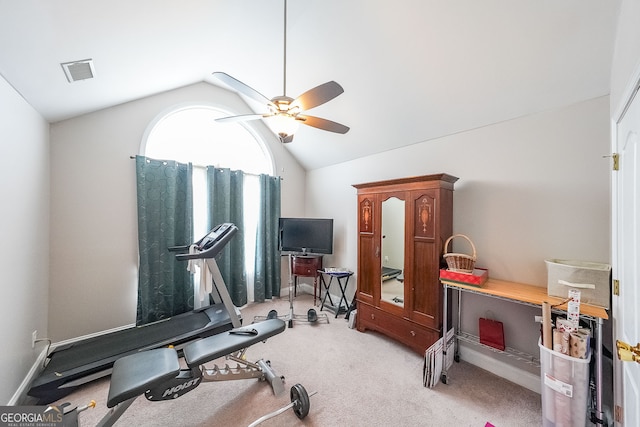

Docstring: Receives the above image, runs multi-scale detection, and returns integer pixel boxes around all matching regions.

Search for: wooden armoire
[353,174,458,354]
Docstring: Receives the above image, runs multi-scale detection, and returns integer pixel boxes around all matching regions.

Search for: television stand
[291,254,323,305]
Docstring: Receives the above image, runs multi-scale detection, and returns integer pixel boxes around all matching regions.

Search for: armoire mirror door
[381,195,405,307]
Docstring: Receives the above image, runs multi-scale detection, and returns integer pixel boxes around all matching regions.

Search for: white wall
[49,82,306,342]
[0,75,50,404]
[305,96,611,391]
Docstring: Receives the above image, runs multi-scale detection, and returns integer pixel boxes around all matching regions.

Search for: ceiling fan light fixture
[268,113,300,143]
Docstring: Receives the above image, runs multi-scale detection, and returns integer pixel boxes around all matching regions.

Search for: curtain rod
[129,155,283,179]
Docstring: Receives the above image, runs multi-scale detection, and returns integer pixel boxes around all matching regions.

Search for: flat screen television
[279,217,334,254]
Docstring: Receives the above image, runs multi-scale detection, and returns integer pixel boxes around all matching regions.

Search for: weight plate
[290,383,310,419]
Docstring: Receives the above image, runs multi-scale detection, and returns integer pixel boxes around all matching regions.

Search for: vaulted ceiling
[0,0,620,170]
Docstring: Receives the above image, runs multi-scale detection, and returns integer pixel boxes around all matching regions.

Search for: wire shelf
[456,331,540,367]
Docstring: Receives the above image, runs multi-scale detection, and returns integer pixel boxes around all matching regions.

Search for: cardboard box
[545,259,611,309]
[439,268,488,287]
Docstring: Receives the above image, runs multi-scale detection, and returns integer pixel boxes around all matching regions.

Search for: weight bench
[89,319,286,427]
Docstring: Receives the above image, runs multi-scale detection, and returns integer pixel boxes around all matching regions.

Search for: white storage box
[545,259,611,309]
[539,339,591,427]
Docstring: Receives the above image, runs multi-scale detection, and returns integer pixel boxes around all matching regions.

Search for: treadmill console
[171,223,238,260]
[197,223,234,250]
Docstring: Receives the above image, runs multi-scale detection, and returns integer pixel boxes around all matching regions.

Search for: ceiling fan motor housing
[270,96,299,116]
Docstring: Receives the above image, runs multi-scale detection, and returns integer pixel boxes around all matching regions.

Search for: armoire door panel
[358,197,375,234]
[411,239,440,329]
[357,233,378,302]
[413,192,436,239]
[357,194,380,302]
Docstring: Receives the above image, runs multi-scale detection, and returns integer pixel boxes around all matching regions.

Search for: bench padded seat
[183,319,285,368]
[107,348,180,408]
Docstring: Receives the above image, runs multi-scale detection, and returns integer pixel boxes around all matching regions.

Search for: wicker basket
[443,234,477,273]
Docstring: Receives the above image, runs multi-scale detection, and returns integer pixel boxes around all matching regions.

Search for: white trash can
[539,339,591,427]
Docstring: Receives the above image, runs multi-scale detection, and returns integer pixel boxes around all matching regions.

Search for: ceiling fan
[211,0,349,143]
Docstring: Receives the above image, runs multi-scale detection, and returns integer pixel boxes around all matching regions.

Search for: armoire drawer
[357,303,439,354]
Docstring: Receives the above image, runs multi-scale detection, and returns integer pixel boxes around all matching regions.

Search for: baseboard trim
[10,347,49,405]
[459,343,541,394]
[283,283,342,306]
[280,283,317,299]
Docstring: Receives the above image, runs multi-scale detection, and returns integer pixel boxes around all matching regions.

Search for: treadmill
[28,223,242,404]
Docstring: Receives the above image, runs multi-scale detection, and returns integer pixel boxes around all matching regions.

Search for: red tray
[439,268,488,287]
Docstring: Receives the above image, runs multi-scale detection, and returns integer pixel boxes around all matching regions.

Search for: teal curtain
[136,156,193,325]
[254,174,282,301]
[207,167,246,306]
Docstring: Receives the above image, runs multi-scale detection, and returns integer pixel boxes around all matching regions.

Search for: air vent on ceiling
[61,59,95,82]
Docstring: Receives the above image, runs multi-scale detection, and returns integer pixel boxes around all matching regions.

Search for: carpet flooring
[51,293,542,426]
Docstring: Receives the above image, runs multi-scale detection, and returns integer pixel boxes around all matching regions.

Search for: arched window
[142,104,275,303]
[143,105,273,175]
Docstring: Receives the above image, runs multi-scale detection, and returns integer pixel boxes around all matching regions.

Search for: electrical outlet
[32,330,37,349]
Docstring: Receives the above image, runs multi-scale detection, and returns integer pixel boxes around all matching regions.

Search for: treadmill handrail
[174,223,238,261]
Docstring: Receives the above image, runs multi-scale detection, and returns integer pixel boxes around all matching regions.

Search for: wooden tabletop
[441,277,608,320]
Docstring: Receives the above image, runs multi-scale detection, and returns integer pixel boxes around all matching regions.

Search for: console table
[291,255,323,304]
[440,277,608,425]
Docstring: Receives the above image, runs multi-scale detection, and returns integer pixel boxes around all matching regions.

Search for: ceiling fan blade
[292,81,344,111]
[298,115,350,134]
[215,114,267,123]
[212,72,273,106]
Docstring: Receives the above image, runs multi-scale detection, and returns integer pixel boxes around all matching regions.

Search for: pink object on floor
[485,423,495,427]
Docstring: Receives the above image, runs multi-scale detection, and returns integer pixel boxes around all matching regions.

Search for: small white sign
[567,289,581,329]
[544,373,574,397]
